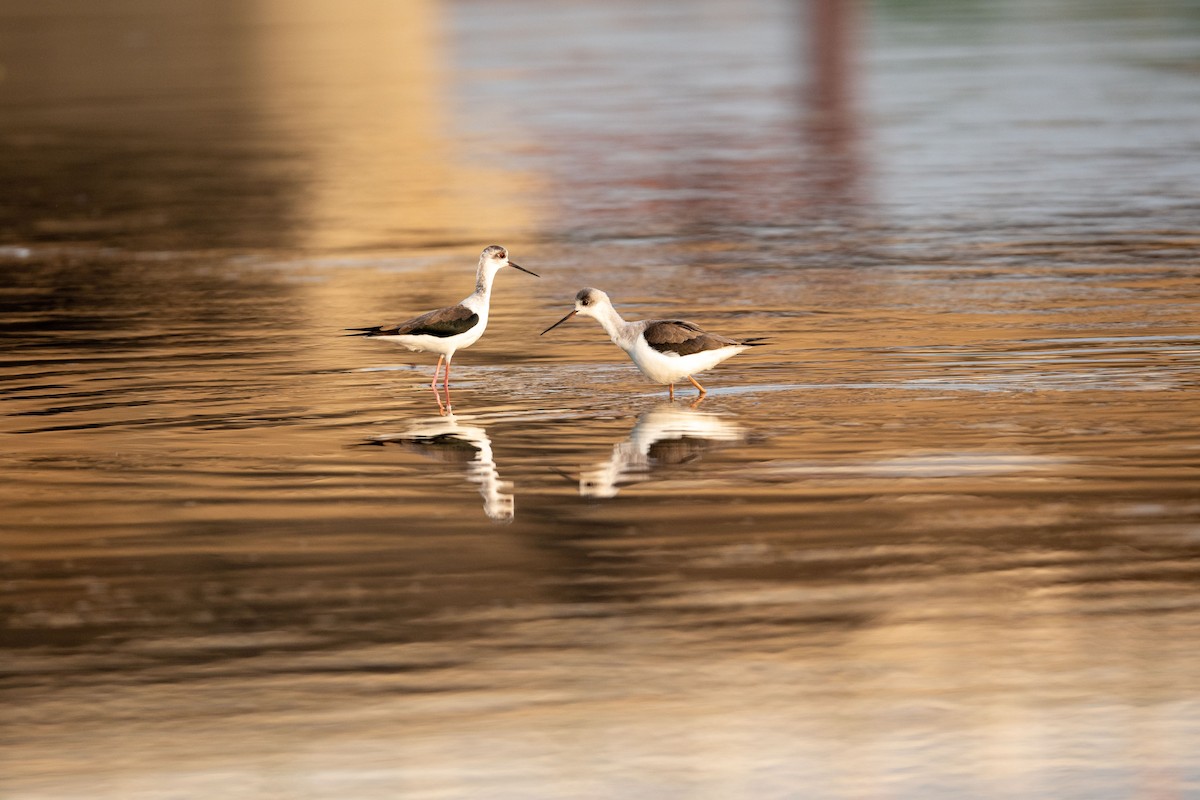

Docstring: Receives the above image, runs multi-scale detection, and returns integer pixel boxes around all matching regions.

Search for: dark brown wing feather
[349,305,479,338]
[643,320,741,356]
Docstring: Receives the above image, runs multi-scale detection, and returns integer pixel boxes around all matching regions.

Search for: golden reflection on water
[2,0,1200,798]
[246,0,537,250]
[0,0,536,251]
[3,244,1198,799]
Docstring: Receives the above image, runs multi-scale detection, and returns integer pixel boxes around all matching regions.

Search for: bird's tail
[344,326,383,337]
[740,337,770,346]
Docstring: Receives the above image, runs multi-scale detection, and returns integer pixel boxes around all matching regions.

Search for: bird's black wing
[643,320,741,356]
[348,305,479,338]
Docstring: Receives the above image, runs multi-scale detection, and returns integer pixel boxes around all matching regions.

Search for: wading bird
[348,245,538,408]
[541,287,765,400]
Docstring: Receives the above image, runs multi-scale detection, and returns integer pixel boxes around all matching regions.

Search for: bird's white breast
[629,337,743,384]
[376,311,489,357]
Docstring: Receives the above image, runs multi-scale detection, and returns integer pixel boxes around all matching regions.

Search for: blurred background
[5,0,1196,254]
[2,1,1199,798]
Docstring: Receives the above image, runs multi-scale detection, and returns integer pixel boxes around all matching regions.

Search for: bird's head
[480,245,538,277]
[541,287,610,334]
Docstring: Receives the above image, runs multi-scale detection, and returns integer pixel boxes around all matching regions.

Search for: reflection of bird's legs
[688,376,707,396]
[668,383,675,401]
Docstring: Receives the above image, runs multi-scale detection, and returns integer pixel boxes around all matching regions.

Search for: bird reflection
[580,406,748,498]
[361,415,514,522]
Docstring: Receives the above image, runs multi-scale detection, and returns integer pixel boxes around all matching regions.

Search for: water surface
[2,1,1200,798]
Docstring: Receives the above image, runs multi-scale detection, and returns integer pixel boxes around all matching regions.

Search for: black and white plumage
[356,305,481,340]
[348,245,538,400]
[541,287,766,399]
[642,320,747,357]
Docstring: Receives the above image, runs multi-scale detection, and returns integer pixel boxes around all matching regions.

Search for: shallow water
[3,1,1200,798]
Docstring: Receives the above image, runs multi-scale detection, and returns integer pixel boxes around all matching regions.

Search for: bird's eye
[580,298,590,306]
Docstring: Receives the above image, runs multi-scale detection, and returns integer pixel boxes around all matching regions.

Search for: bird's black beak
[509,262,539,278]
[541,309,577,335]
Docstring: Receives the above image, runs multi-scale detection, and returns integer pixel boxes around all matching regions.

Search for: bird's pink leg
[442,358,453,411]
[688,376,707,396]
[429,356,448,413]
[668,383,675,401]
[430,355,444,390]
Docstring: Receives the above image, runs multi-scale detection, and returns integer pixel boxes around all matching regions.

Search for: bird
[541,287,766,400]
[348,245,538,407]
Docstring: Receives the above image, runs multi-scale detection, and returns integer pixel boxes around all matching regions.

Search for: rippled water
[3,1,1200,798]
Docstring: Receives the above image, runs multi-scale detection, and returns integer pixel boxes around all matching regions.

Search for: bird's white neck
[591,302,638,351]
[466,263,501,312]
